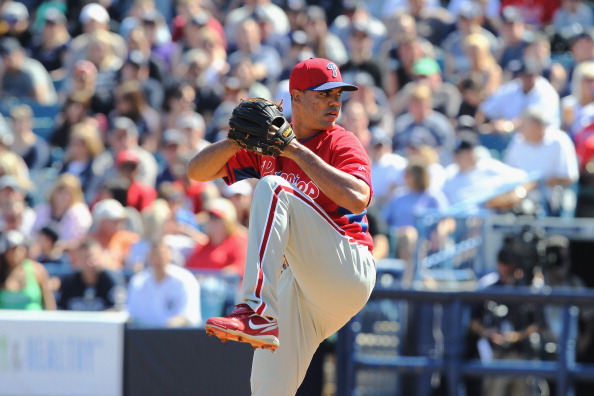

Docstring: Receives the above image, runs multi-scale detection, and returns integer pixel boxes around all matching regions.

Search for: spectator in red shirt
[185,197,247,277]
[115,149,157,212]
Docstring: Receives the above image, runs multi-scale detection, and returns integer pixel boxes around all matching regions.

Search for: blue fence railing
[336,277,594,396]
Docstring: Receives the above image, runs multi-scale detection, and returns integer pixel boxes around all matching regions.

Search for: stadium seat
[478,132,514,160]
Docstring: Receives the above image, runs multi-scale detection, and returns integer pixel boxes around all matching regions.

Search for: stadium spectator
[552,0,594,36]
[388,0,453,47]
[346,72,393,133]
[0,1,32,49]
[88,198,140,271]
[119,0,173,46]
[442,134,529,209]
[139,8,177,72]
[383,158,448,287]
[504,108,579,216]
[535,235,594,360]
[460,33,502,96]
[0,230,56,310]
[0,197,33,240]
[367,133,407,211]
[125,199,197,273]
[119,49,165,112]
[496,6,530,72]
[66,3,127,73]
[86,31,125,113]
[523,32,568,95]
[186,197,248,278]
[330,1,387,54]
[29,8,70,81]
[220,179,253,229]
[58,123,105,204]
[303,5,347,67]
[456,75,487,118]
[158,181,201,230]
[127,241,201,327]
[566,27,594,91]
[341,22,385,92]
[0,175,34,236]
[171,0,225,46]
[8,104,51,172]
[49,92,97,149]
[157,128,190,186]
[0,141,31,196]
[161,81,199,132]
[33,224,71,275]
[392,83,456,165]
[561,61,594,136]
[380,14,427,96]
[32,173,93,251]
[115,149,157,213]
[285,0,308,32]
[176,112,210,154]
[110,80,161,151]
[251,5,291,56]
[499,0,561,28]
[57,60,101,111]
[441,1,499,80]
[469,247,543,396]
[0,37,57,105]
[58,238,126,311]
[391,57,462,120]
[94,116,159,188]
[402,143,447,191]
[477,58,561,132]
[224,0,290,47]
[126,25,167,84]
[227,57,273,99]
[177,49,224,122]
[227,18,282,87]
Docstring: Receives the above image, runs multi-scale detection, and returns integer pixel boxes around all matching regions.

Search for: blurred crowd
[0,0,593,332]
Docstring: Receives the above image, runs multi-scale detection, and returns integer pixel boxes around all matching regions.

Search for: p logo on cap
[289,58,358,92]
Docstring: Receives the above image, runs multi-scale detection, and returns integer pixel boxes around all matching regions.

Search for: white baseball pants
[241,175,376,395]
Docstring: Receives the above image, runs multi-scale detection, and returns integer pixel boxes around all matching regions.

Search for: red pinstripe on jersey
[253,184,355,316]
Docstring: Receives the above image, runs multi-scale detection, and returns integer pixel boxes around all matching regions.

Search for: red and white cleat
[205,304,279,351]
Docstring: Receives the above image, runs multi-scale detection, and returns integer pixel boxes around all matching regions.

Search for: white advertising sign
[0,310,128,396]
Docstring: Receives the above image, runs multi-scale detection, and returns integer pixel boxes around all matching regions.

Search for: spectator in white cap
[66,2,127,73]
[88,198,140,271]
[0,1,32,49]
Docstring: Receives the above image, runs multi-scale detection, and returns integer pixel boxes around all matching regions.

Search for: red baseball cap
[116,149,140,167]
[289,58,358,92]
